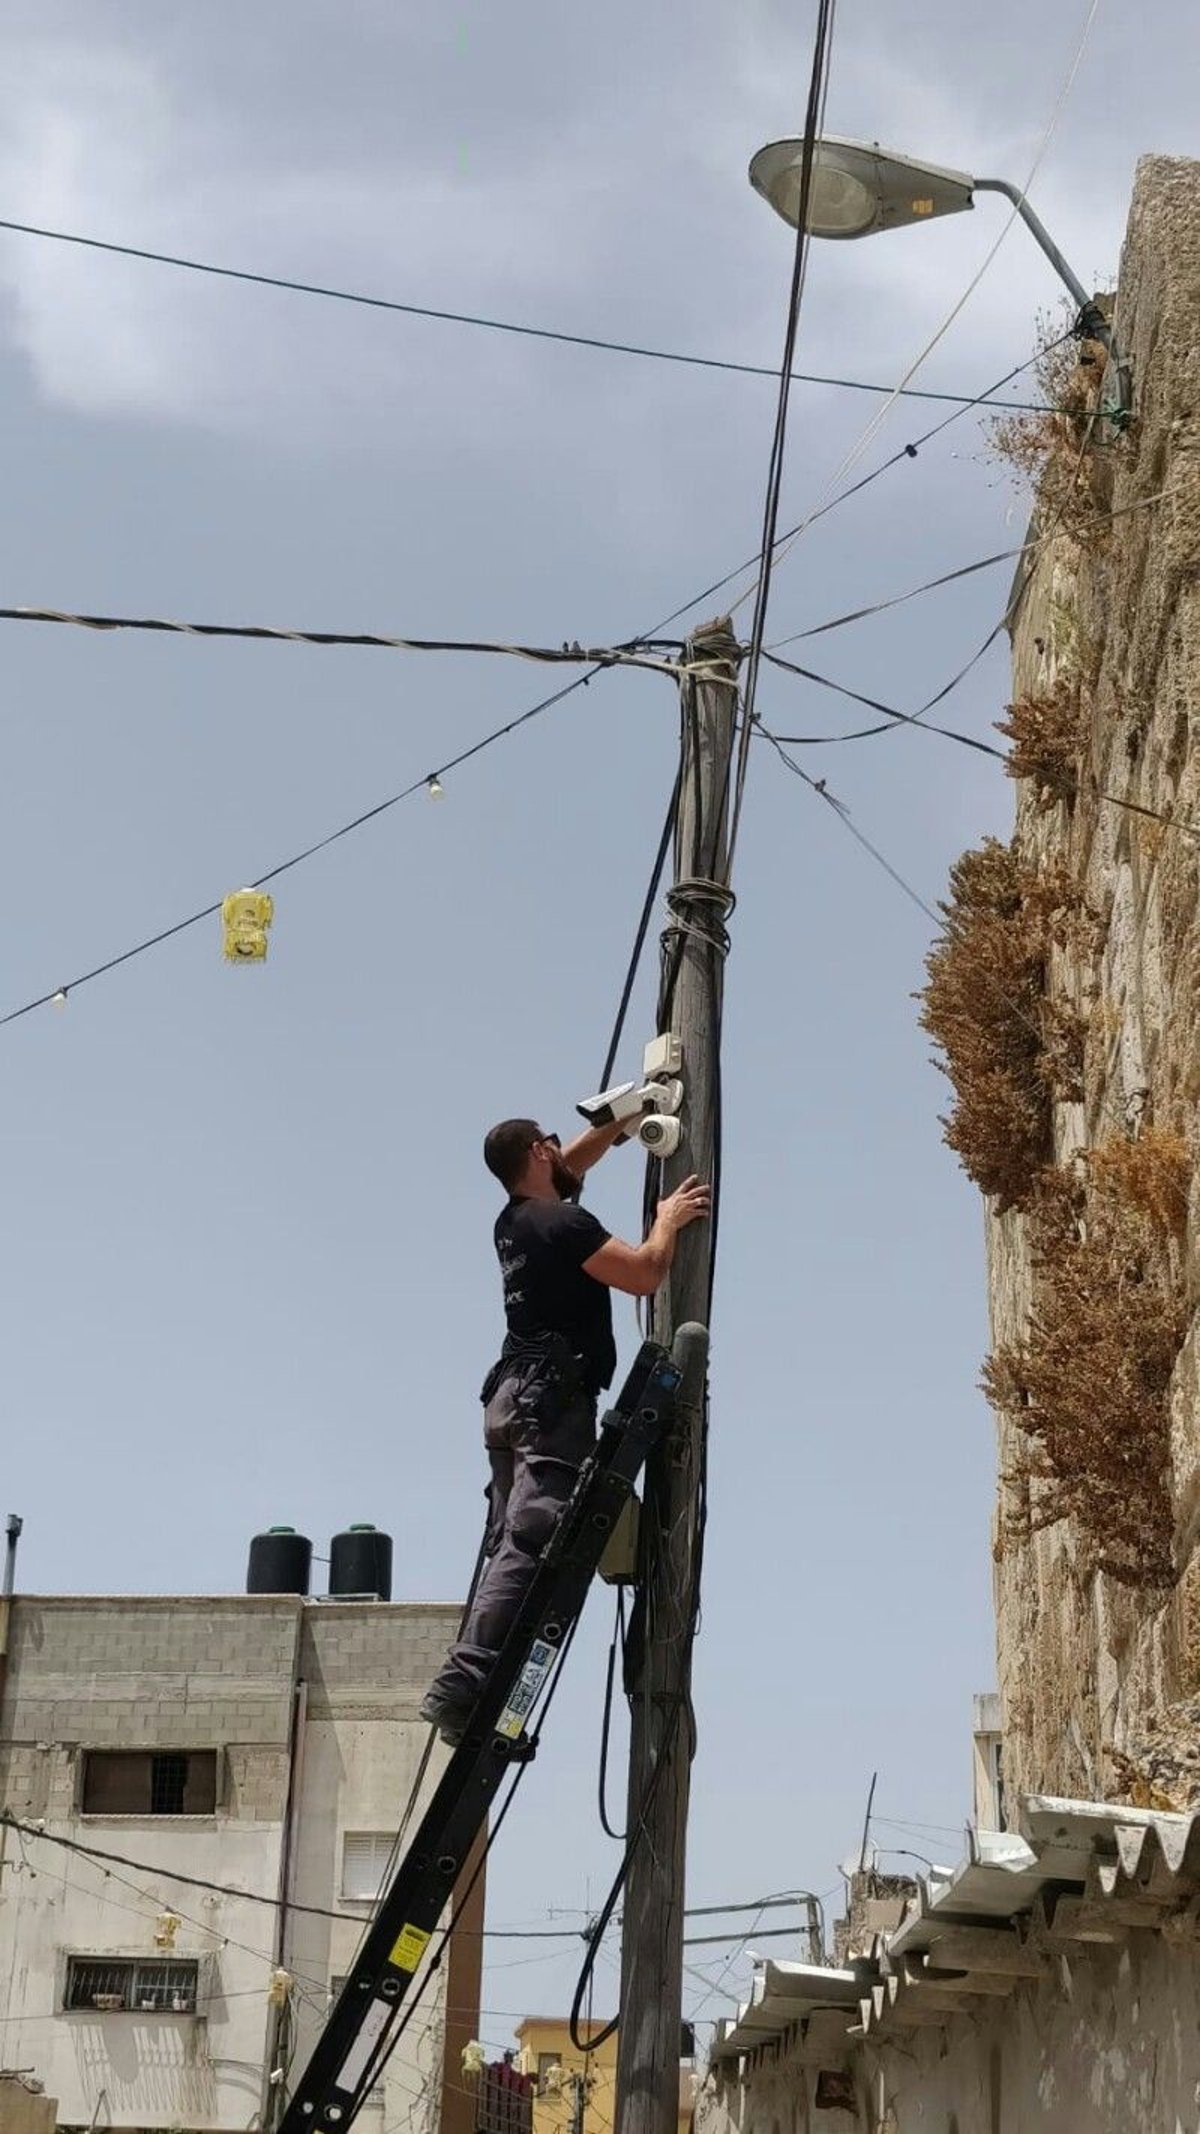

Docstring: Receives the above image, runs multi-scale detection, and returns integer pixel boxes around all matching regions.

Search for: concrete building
[513,2015,696,2134]
[0,1591,482,2134]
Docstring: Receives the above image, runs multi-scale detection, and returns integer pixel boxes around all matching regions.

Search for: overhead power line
[739,0,1104,624]
[654,334,1060,647]
[762,485,1170,758]
[4,352,1155,1032]
[725,0,838,872]
[759,722,940,927]
[771,484,1170,652]
[762,653,1006,759]
[0,666,595,1028]
[0,213,1050,415]
[0,606,689,677]
[1,1811,809,1941]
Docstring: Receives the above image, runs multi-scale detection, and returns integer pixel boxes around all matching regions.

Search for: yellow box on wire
[222,889,274,964]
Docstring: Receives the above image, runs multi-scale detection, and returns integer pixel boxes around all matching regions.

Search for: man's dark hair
[483,1118,543,1193]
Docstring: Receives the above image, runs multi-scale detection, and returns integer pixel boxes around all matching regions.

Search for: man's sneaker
[418,1688,472,1745]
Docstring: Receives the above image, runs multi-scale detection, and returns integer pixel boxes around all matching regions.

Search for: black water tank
[329,1523,393,1601]
[246,1526,312,1596]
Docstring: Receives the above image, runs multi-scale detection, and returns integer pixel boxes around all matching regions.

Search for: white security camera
[576,1081,646,1129]
[638,1113,682,1157]
[576,1079,683,1129]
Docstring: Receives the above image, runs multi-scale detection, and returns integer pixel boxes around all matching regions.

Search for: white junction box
[643,1033,683,1080]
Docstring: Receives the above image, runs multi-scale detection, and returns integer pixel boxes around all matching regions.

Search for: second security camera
[637,1112,682,1157]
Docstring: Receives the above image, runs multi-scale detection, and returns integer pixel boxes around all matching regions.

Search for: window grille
[81,1750,217,1816]
[65,1956,199,2014]
[150,1754,189,1814]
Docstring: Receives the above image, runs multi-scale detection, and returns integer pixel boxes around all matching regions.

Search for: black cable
[0,329,1070,1036]
[766,704,1200,841]
[0,666,595,1027]
[762,478,1170,758]
[761,655,1007,759]
[0,215,1052,414]
[0,1812,349,1925]
[574,1385,710,2053]
[0,606,684,666]
[592,763,688,1880]
[647,335,1069,653]
[568,1690,690,2055]
[759,724,941,926]
[577,853,718,2050]
[7,1806,825,1946]
[771,544,1031,647]
[725,0,838,876]
[770,480,1168,654]
[761,710,996,752]
[597,1589,627,1843]
[761,715,1110,1102]
[765,329,1081,598]
[579,830,721,2056]
[598,768,681,1091]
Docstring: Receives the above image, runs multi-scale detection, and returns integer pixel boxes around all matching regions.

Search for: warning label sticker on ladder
[495,1637,556,1739]
[389,1924,432,1974]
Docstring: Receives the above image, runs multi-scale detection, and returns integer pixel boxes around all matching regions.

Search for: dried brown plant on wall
[1088,1126,1192,1239]
[997,680,1089,806]
[989,314,1115,542]
[920,840,1089,1211]
[984,1160,1187,1585]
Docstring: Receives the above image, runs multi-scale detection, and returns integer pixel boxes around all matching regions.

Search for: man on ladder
[420,1111,709,1742]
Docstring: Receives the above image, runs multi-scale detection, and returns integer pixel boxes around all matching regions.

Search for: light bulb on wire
[426,773,445,800]
[51,989,68,1009]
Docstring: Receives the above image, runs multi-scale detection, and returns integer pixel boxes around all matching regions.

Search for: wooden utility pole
[614,616,739,2134]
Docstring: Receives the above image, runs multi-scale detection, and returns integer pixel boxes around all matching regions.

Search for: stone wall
[983,156,1200,1802]
[698,1928,1200,2134]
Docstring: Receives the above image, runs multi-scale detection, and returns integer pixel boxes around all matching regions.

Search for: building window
[536,2052,562,2094]
[65,1957,199,2014]
[81,1750,218,1816]
[341,1832,397,1903]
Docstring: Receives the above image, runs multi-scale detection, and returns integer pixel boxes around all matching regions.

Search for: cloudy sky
[1,0,1195,2066]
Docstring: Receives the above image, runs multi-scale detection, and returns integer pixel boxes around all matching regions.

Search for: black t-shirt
[494,1196,615,1393]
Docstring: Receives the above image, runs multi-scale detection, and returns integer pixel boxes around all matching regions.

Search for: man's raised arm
[582,1177,711,1297]
[560,1117,635,1177]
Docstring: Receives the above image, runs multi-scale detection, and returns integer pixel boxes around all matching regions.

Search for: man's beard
[550,1152,584,1202]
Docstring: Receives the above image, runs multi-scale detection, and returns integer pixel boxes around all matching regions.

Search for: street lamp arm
[971,177,1092,313]
[973,177,1130,416]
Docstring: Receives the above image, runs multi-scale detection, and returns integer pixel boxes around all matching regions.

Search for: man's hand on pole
[655,1176,711,1231]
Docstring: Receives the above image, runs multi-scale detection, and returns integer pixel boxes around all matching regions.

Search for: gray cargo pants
[426,1355,597,1707]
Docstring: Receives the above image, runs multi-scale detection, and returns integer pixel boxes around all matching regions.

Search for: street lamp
[749,134,1130,415]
